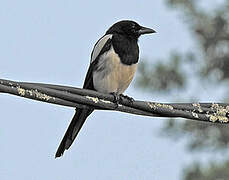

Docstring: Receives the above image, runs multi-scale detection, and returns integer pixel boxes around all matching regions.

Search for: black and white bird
[55,20,156,158]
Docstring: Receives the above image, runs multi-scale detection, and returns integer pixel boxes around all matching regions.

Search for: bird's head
[106,20,156,39]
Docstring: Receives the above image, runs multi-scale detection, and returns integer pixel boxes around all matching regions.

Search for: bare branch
[0,78,229,124]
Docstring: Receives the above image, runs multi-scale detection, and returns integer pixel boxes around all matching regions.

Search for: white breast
[93,46,137,94]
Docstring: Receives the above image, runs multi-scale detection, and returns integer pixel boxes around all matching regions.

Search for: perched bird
[55,20,156,158]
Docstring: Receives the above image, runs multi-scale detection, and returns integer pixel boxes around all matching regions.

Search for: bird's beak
[138,26,156,35]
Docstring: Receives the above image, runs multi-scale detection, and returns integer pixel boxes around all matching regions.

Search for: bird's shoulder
[83,34,113,89]
[90,33,139,66]
[91,34,113,63]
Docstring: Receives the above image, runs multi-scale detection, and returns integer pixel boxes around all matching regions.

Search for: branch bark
[0,78,229,124]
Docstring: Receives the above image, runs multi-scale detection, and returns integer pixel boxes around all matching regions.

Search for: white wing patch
[91,34,113,63]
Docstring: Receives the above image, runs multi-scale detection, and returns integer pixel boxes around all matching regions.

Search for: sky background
[0,1,211,179]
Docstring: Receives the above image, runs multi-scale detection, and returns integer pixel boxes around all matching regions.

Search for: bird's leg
[120,94,135,104]
[110,92,121,108]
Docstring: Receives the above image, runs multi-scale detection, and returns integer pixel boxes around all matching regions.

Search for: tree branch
[0,78,229,124]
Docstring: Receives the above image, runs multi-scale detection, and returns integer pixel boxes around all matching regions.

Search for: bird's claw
[120,94,135,104]
[110,93,135,108]
[110,92,121,108]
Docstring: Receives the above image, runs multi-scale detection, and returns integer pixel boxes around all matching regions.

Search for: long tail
[55,107,94,158]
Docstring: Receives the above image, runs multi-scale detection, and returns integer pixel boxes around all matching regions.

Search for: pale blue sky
[0,0,206,179]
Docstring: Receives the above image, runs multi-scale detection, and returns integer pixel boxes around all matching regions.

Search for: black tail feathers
[55,108,94,158]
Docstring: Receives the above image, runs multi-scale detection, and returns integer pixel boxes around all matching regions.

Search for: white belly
[93,46,137,94]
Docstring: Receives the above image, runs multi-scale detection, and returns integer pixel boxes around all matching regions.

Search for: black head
[106,20,156,39]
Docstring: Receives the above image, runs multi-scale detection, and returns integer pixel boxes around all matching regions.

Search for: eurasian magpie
[55,20,156,158]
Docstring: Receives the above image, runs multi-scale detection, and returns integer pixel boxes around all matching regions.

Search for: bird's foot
[120,94,135,104]
[110,92,121,108]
